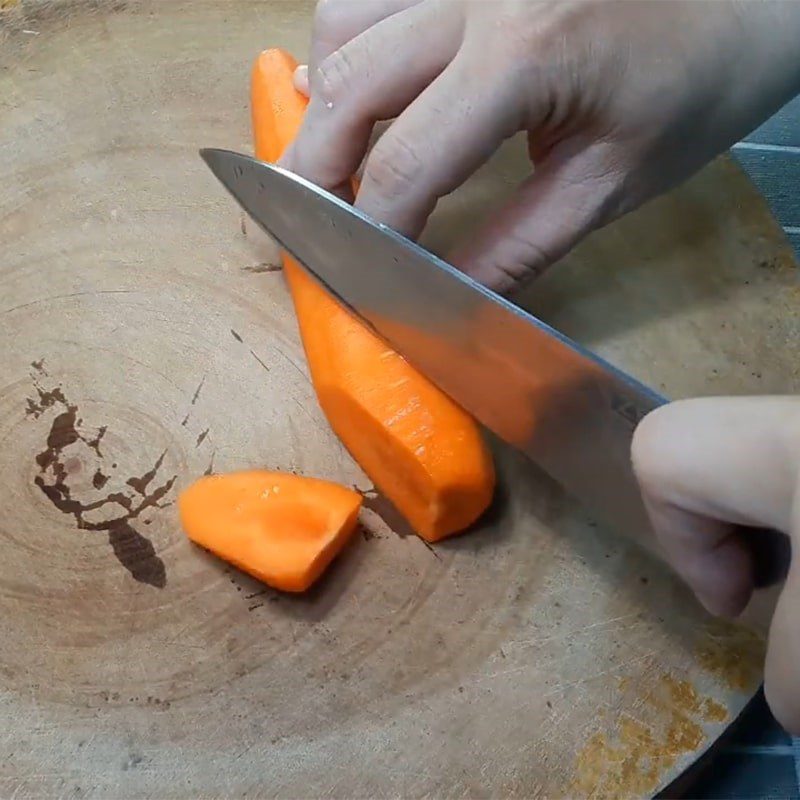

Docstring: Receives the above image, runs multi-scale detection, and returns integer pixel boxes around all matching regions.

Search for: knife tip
[198,148,232,183]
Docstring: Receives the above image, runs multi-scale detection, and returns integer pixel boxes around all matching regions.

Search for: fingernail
[293,65,309,97]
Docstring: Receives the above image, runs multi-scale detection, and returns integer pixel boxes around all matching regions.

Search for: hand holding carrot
[286,0,800,292]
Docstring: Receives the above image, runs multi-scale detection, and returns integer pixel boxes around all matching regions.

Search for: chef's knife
[200,148,666,542]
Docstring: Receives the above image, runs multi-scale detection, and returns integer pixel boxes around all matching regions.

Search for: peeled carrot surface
[179,471,361,592]
[251,49,495,541]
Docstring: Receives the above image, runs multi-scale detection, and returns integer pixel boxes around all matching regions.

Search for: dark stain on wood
[418,536,441,560]
[126,450,167,496]
[25,384,67,419]
[85,425,106,457]
[191,375,205,405]
[241,262,282,274]
[249,349,270,372]
[230,328,272,372]
[27,374,172,588]
[361,524,375,541]
[92,469,109,489]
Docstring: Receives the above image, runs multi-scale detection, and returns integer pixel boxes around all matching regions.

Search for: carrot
[251,50,495,541]
[179,471,361,592]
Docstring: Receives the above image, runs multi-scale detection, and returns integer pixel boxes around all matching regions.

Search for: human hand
[285,0,800,292]
[632,397,800,733]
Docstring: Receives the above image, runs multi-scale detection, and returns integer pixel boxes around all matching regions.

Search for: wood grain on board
[1,1,799,797]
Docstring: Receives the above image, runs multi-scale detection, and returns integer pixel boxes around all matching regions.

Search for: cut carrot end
[179,470,362,592]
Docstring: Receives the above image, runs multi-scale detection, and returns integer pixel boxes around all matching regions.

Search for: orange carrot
[251,50,495,541]
[179,471,361,592]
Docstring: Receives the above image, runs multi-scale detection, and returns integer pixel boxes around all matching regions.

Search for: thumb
[450,136,627,294]
[631,396,800,732]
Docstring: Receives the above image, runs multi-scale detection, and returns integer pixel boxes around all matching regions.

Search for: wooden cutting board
[1,1,798,797]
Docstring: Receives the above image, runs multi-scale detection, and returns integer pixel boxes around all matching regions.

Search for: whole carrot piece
[250,49,495,542]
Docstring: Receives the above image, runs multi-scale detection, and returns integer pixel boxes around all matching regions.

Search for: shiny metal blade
[200,148,666,539]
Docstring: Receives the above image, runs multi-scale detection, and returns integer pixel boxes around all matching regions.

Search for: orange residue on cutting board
[695,619,765,692]
[571,619,765,797]
[660,674,728,724]
[570,672,731,799]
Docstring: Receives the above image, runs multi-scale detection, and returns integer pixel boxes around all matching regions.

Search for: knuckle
[551,160,627,233]
[506,231,554,274]
[485,231,559,293]
[485,251,547,294]
[363,134,424,199]
[314,47,359,103]
[488,261,533,294]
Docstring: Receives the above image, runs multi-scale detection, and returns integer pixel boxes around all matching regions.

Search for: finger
[449,136,626,293]
[355,52,525,238]
[285,0,460,196]
[639,491,755,617]
[631,395,800,665]
[308,0,424,80]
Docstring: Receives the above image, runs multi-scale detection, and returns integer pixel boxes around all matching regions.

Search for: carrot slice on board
[251,49,495,542]
[179,471,362,592]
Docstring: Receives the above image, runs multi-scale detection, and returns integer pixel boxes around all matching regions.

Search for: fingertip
[682,533,754,619]
[695,578,752,619]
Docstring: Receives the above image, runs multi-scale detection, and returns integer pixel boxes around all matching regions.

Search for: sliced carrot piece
[179,471,361,592]
[251,49,495,541]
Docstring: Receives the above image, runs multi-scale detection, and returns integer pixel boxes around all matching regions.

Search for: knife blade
[200,148,666,541]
